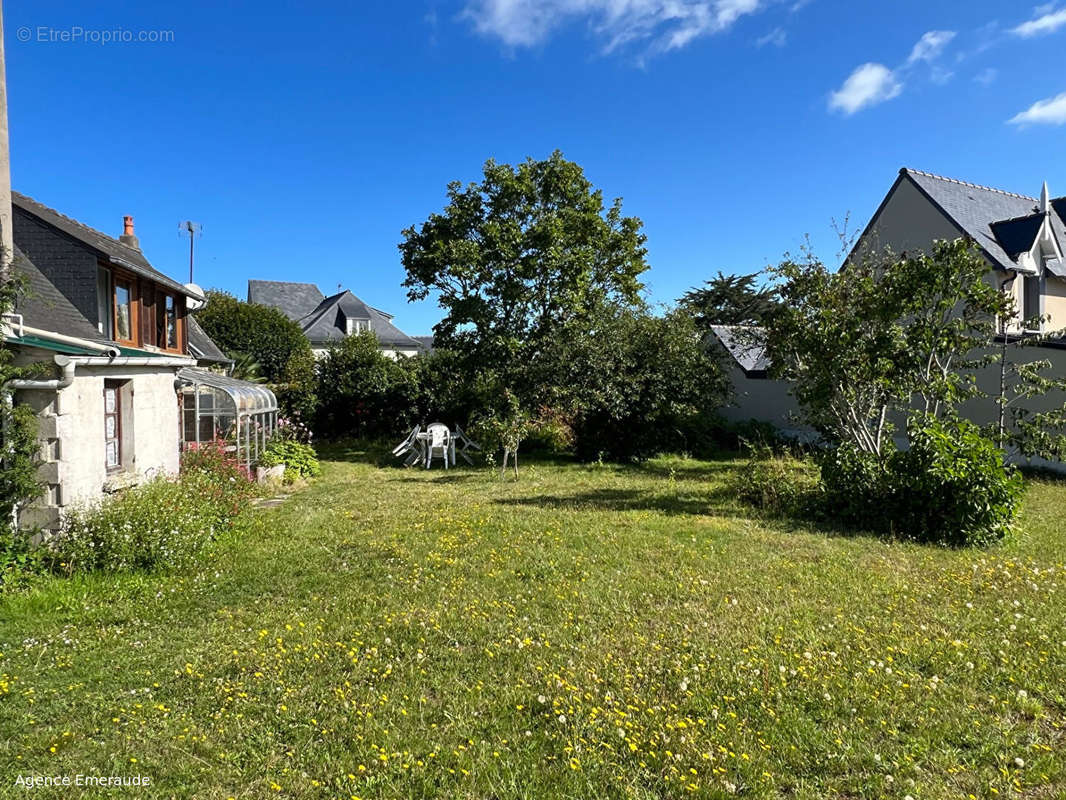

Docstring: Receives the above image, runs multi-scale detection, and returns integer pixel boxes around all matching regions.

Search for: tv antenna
[180,221,203,283]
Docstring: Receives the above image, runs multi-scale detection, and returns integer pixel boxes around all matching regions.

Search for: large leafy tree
[195,290,317,421]
[542,305,728,461]
[762,239,1009,455]
[315,332,421,440]
[679,271,776,329]
[399,151,649,395]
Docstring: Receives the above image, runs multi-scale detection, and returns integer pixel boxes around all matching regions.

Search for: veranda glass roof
[177,368,278,414]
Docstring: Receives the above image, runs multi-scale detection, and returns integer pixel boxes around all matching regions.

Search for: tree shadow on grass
[493,487,744,518]
[390,473,480,484]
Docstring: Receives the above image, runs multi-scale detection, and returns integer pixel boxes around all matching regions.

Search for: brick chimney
[119,215,140,250]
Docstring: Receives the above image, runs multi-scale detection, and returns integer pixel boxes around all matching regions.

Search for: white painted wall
[11,353,182,530]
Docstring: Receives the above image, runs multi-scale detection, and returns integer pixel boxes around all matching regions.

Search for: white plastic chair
[452,425,482,465]
[392,425,423,467]
[425,423,451,469]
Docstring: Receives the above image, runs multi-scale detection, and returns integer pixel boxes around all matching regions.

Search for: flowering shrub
[275,414,313,445]
[48,443,257,573]
[182,437,253,484]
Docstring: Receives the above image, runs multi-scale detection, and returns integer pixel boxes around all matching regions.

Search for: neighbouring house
[709,167,1066,465]
[852,168,1066,331]
[3,193,276,533]
[707,324,813,441]
[247,280,425,358]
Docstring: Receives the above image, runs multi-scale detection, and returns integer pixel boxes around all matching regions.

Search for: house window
[114,279,134,343]
[104,381,122,471]
[156,293,178,350]
[346,318,368,335]
[1023,275,1042,330]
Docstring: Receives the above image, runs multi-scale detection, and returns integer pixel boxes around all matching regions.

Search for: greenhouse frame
[178,368,279,469]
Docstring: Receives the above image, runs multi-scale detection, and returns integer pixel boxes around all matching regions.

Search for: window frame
[155,290,182,352]
[112,271,138,346]
[104,381,123,473]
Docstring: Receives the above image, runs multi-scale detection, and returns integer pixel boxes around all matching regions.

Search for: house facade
[3,193,271,532]
[711,168,1066,466]
[247,280,424,358]
[852,168,1066,331]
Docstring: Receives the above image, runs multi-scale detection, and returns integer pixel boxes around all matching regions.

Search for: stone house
[3,193,274,532]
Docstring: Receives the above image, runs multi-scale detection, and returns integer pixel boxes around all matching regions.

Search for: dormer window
[1022,274,1042,331]
[346,318,369,335]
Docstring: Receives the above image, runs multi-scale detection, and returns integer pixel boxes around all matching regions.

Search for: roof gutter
[61,355,196,367]
[2,316,122,357]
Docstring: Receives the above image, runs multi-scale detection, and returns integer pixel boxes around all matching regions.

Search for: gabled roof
[187,316,232,364]
[709,325,769,376]
[895,169,1066,271]
[12,191,195,297]
[247,280,324,320]
[11,245,106,342]
[249,280,422,350]
[299,289,420,349]
[411,335,435,353]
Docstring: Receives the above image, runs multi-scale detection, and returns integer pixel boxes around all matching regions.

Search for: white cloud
[974,67,998,86]
[906,30,956,64]
[755,26,786,47]
[1011,7,1066,37]
[1008,91,1066,126]
[828,63,903,114]
[462,0,763,53]
[827,29,955,116]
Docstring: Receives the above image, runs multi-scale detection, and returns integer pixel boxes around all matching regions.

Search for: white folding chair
[452,425,482,465]
[393,425,423,467]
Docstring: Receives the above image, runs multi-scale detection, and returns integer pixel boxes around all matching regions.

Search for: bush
[48,441,257,573]
[813,417,1022,546]
[195,290,318,421]
[0,529,49,592]
[731,445,819,516]
[315,333,421,439]
[557,309,729,462]
[888,416,1023,547]
[816,444,890,530]
[259,439,321,482]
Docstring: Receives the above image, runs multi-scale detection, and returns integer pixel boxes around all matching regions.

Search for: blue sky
[6,1,1066,335]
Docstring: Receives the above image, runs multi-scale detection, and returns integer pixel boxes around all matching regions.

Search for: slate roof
[249,280,422,350]
[11,245,105,342]
[898,169,1066,271]
[247,280,324,321]
[709,325,769,376]
[300,290,420,349]
[12,191,196,297]
[187,316,232,364]
[411,335,435,353]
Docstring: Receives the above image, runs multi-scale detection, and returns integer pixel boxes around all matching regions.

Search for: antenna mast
[180,220,202,283]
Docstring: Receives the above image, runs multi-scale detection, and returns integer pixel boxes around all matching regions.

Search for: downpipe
[2,355,77,531]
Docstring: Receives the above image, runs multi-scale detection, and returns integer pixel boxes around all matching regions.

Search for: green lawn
[2,449,1065,799]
